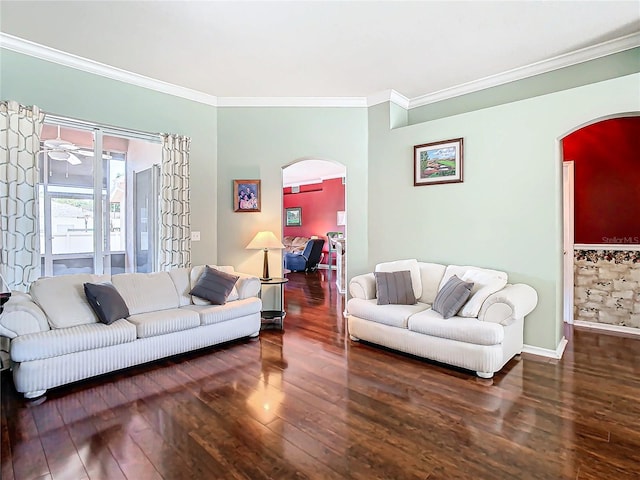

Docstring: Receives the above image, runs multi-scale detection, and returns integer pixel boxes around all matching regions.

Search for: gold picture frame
[233,179,261,212]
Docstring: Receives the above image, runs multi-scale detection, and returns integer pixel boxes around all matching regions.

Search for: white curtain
[159,134,191,270]
[0,101,45,291]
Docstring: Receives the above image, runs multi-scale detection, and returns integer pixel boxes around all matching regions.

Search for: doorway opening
[561,114,640,333]
[282,158,347,299]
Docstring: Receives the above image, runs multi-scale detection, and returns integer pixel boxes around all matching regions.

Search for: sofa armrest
[478,284,538,326]
[234,272,261,299]
[0,292,50,338]
[349,273,376,300]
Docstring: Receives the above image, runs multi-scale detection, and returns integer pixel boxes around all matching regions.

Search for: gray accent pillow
[84,282,130,325]
[374,270,416,305]
[432,275,474,319]
[190,266,239,305]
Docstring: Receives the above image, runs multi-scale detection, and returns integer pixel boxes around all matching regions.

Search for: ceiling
[1,1,638,101]
[2,1,638,185]
[282,160,345,187]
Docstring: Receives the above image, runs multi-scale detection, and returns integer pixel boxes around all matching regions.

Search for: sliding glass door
[39,119,161,276]
[134,166,160,273]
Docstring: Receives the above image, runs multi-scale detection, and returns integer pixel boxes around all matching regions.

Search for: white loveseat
[0,265,262,398]
[347,260,538,378]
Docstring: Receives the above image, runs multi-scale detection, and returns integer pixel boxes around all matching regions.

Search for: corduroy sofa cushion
[374,270,416,305]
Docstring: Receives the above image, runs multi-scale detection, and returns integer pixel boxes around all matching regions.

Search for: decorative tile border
[574,249,640,264]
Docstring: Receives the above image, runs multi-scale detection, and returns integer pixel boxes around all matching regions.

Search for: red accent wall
[283,178,345,263]
[562,117,640,245]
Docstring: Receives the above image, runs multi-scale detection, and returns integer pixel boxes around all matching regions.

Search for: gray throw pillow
[190,266,239,305]
[432,275,474,319]
[84,282,130,325]
[375,270,416,305]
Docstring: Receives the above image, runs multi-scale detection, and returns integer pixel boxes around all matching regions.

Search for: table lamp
[246,231,285,281]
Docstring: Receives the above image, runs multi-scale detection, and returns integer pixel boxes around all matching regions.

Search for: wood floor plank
[169,359,348,479]
[29,399,89,480]
[54,393,128,479]
[2,270,640,479]
[1,385,16,480]
[4,396,50,479]
[113,374,235,479]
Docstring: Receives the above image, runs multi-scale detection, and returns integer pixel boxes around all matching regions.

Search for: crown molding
[217,97,367,107]
[409,32,640,109]
[367,89,410,109]
[283,179,322,188]
[283,173,345,188]
[0,33,219,107]
[389,90,411,109]
[3,31,638,110]
[366,90,391,107]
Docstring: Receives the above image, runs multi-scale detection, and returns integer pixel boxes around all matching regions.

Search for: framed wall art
[414,138,464,186]
[285,207,302,226]
[233,179,261,212]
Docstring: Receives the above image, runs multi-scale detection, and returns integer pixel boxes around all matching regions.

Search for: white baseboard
[522,336,568,360]
[522,322,640,360]
[574,320,640,337]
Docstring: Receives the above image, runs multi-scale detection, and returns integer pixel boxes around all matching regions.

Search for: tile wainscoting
[574,247,640,328]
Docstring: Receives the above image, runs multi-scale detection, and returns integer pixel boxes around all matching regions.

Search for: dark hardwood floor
[2,270,639,479]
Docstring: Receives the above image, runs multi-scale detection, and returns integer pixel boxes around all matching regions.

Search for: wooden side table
[259,277,288,329]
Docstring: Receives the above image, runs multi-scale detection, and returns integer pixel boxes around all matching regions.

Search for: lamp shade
[246,231,285,250]
[246,231,284,281]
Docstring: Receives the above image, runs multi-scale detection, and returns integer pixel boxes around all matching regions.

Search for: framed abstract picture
[413,138,464,186]
[233,179,261,212]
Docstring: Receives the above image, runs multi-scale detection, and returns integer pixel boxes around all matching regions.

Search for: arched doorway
[282,158,347,313]
[561,114,640,335]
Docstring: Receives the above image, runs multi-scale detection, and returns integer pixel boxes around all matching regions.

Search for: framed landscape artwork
[413,138,464,186]
[285,207,302,226]
[233,179,261,212]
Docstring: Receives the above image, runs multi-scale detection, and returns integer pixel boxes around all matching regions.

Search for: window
[38,118,161,276]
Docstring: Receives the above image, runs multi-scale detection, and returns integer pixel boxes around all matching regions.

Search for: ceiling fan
[43,126,82,165]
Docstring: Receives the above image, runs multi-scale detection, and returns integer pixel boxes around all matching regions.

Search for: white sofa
[347,260,538,378]
[0,265,262,398]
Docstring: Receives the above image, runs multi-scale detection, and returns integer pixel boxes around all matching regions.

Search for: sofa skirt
[12,312,260,396]
[348,315,523,376]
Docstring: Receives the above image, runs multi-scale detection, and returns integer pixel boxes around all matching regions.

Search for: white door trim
[562,161,575,324]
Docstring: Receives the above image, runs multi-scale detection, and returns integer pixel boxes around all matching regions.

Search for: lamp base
[262,249,270,281]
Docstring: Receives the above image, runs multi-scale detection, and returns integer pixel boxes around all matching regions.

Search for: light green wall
[408,48,640,124]
[368,73,640,350]
[3,46,639,351]
[216,107,368,282]
[0,49,219,265]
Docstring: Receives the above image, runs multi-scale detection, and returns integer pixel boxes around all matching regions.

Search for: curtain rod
[43,112,163,144]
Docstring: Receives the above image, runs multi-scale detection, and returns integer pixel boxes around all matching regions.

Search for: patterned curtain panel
[159,134,191,270]
[0,101,45,291]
